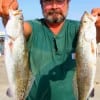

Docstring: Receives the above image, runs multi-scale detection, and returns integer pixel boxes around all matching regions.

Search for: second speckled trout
[4,9,32,100]
[76,12,97,100]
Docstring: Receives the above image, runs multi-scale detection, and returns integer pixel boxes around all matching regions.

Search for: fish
[76,11,97,100]
[4,9,32,100]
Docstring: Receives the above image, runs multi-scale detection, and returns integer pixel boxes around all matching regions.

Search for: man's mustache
[48,9,62,15]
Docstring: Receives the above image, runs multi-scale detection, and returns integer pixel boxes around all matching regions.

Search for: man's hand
[92,8,100,28]
[0,0,18,16]
[91,8,100,43]
[0,0,18,25]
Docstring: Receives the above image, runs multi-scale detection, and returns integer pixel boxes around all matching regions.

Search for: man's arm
[24,22,32,39]
[0,0,32,39]
[91,8,100,43]
[0,0,18,26]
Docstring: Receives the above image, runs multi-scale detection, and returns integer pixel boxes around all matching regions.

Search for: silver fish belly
[4,9,31,100]
[76,11,97,100]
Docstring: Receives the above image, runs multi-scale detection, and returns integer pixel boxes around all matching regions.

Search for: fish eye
[83,21,87,23]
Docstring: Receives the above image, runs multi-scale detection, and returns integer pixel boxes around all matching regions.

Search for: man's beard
[43,9,66,24]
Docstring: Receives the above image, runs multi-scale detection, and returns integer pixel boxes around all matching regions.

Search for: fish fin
[89,88,95,97]
[6,87,13,97]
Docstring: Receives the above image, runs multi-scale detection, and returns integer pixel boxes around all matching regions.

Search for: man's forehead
[41,0,67,1]
[40,0,70,5]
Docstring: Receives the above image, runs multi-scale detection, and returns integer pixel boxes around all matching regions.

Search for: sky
[0,0,100,31]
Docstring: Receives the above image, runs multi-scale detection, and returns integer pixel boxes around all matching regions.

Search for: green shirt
[26,19,80,100]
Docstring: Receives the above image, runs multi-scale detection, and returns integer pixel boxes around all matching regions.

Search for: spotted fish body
[5,9,31,100]
[76,12,97,100]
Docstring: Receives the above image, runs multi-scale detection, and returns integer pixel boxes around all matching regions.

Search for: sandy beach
[0,45,100,100]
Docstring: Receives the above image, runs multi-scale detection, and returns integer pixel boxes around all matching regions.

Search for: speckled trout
[76,12,97,100]
[4,9,32,100]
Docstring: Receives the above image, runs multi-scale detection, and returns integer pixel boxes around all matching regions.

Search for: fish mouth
[9,9,22,16]
[8,9,23,20]
[13,10,22,16]
[82,11,97,22]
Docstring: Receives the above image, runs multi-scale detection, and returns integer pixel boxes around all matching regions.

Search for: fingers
[91,8,100,16]
[9,0,18,10]
[0,0,3,16]
[0,0,18,16]
[91,8,100,27]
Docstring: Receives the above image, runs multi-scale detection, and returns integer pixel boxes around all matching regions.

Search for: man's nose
[51,1,58,8]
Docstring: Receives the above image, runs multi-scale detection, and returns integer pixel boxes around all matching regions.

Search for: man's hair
[40,0,71,5]
[40,0,42,4]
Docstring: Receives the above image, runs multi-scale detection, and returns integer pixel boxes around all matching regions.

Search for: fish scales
[76,12,97,100]
[4,9,31,100]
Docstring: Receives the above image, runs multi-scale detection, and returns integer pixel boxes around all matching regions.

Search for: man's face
[41,0,70,24]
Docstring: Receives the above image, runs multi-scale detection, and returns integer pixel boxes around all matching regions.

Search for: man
[0,0,100,100]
